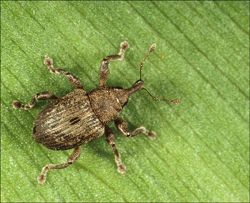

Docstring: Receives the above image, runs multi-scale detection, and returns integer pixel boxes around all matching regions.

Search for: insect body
[12,41,170,184]
[33,88,105,150]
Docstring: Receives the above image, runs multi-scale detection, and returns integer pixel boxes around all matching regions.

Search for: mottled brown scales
[12,41,179,185]
[33,88,104,150]
[88,87,128,124]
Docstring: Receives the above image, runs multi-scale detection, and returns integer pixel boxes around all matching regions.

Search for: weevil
[12,41,179,184]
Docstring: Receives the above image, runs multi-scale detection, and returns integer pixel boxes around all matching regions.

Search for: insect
[12,41,178,184]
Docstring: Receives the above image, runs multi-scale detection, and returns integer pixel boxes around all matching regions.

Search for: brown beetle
[12,41,178,184]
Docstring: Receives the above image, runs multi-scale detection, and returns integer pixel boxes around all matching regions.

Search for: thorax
[87,88,123,124]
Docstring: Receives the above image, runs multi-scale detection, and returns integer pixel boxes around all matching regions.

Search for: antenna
[142,88,181,105]
[139,43,156,81]
[139,43,180,105]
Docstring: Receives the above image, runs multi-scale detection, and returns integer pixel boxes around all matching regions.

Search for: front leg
[105,126,126,175]
[99,41,129,87]
[115,117,156,140]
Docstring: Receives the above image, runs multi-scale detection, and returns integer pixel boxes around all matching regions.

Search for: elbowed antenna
[123,43,157,97]
[139,43,157,81]
[137,43,181,105]
[142,88,181,105]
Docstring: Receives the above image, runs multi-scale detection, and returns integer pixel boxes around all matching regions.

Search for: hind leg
[12,91,58,110]
[38,147,81,184]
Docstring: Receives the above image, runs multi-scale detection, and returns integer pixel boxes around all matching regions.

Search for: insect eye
[135,80,144,85]
[132,80,144,89]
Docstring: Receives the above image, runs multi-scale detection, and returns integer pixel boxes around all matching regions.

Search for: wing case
[33,89,104,150]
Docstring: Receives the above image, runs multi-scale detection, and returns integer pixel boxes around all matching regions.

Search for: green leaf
[1,1,249,202]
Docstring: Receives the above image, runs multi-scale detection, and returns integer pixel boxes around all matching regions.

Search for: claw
[12,100,22,109]
[117,164,126,175]
[37,174,46,185]
[148,131,156,140]
[44,55,53,66]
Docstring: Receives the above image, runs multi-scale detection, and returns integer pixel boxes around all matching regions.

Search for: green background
[1,1,249,202]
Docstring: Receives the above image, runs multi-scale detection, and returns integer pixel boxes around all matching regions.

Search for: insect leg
[105,126,126,175]
[115,117,156,140]
[44,55,84,89]
[99,41,129,87]
[37,146,81,185]
[12,91,58,110]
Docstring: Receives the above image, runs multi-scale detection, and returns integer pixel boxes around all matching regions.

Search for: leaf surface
[1,1,249,202]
